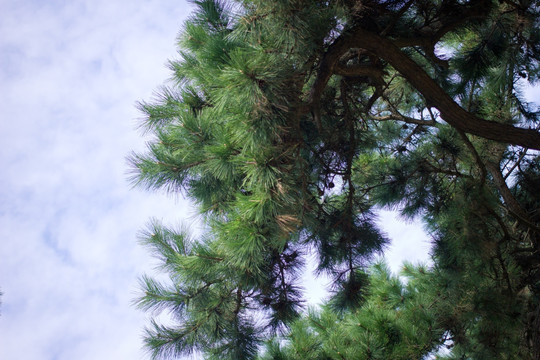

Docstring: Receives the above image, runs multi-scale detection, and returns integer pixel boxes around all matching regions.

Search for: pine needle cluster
[130,1,540,359]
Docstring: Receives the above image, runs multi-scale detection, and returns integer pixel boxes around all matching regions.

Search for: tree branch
[333,63,385,79]
[485,161,540,234]
[307,24,540,149]
[371,114,436,126]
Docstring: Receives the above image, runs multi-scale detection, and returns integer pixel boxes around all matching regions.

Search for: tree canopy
[130,0,540,359]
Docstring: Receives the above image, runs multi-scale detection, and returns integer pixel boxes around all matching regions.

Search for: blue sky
[0,1,431,359]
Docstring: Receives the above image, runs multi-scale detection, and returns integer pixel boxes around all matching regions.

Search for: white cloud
[377,210,432,274]
[0,0,194,359]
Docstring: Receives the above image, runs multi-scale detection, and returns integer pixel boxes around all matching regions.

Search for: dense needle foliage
[130,1,540,359]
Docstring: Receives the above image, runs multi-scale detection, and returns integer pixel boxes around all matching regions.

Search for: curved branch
[333,63,385,78]
[485,161,540,234]
[307,25,540,150]
[352,27,540,150]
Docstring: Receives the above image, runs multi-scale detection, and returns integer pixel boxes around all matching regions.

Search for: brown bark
[307,23,540,150]
[333,63,384,78]
[351,27,540,150]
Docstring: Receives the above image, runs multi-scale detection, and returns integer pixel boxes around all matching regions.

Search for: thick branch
[308,25,540,149]
[354,28,540,150]
[334,63,385,78]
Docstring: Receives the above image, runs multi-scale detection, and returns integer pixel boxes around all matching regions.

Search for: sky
[0,1,431,359]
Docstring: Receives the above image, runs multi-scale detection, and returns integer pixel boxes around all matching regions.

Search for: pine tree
[130,1,540,359]
[259,263,449,360]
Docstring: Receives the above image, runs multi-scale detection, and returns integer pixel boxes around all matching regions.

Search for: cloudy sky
[0,1,430,359]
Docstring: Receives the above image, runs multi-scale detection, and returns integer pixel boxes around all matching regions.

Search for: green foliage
[259,263,445,360]
[131,1,540,359]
